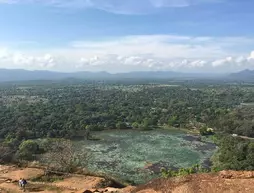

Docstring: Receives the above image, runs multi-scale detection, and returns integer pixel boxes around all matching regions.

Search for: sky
[0,0,254,73]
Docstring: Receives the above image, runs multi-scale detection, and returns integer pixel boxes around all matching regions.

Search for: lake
[74,129,216,184]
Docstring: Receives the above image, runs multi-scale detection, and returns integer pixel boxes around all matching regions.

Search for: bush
[40,139,90,173]
[161,164,207,178]
[17,140,39,161]
[211,136,254,171]
[0,144,15,163]
[200,126,214,136]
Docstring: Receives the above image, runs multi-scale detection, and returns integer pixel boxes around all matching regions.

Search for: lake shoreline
[74,129,216,184]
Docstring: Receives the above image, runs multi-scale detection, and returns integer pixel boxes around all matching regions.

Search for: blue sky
[0,0,254,72]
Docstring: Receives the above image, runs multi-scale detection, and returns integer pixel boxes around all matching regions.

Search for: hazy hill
[0,68,253,82]
[0,69,111,82]
[229,69,254,81]
[0,69,197,82]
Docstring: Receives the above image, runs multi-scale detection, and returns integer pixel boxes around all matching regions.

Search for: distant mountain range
[229,69,254,81]
[0,69,111,82]
[0,68,253,82]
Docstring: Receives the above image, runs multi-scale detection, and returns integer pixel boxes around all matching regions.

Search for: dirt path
[2,165,253,193]
[0,165,104,193]
[53,175,104,191]
[1,168,44,181]
[0,165,130,193]
[0,165,61,193]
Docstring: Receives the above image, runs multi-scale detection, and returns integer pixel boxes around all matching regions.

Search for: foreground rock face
[0,165,253,193]
[0,165,133,193]
[133,170,254,193]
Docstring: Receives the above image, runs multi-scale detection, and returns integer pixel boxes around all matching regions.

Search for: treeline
[0,81,253,172]
[211,136,254,171]
[161,164,209,178]
[0,137,88,173]
[0,83,253,140]
[160,134,254,176]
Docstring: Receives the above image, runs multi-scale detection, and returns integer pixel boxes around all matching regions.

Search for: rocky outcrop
[0,165,253,193]
[133,170,254,193]
[219,170,254,179]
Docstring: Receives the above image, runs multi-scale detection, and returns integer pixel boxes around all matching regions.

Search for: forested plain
[0,80,253,173]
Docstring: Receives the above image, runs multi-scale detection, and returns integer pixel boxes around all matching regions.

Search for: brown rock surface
[53,175,104,190]
[0,165,253,193]
[133,171,254,193]
[219,170,254,179]
[1,167,44,181]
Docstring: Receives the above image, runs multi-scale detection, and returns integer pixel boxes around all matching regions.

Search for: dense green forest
[0,80,253,171]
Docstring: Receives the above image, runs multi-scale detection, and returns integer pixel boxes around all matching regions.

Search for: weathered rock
[133,171,254,193]
[219,170,254,179]
[83,190,93,193]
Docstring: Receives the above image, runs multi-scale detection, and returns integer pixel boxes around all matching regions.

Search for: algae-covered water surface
[75,129,216,184]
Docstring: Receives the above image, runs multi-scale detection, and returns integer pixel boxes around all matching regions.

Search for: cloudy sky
[0,0,254,73]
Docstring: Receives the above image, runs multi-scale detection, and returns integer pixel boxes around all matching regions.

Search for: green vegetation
[17,140,40,160]
[31,174,64,183]
[211,136,254,171]
[0,80,253,180]
[0,82,253,140]
[199,127,214,136]
[161,164,209,178]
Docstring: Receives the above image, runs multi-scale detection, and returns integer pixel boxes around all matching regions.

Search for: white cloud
[0,48,9,60]
[36,54,56,68]
[212,57,232,67]
[0,0,224,14]
[211,53,254,72]
[70,35,254,61]
[75,52,254,73]
[248,51,254,60]
[189,60,207,67]
[12,53,34,65]
[1,35,254,73]
[0,48,56,70]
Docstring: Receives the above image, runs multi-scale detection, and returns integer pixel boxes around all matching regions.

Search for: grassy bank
[160,126,200,135]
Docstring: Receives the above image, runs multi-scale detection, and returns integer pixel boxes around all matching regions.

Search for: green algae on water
[74,129,216,184]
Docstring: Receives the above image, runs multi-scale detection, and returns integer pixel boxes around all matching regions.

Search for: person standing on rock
[19,178,27,192]
[22,178,27,191]
[18,178,23,188]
